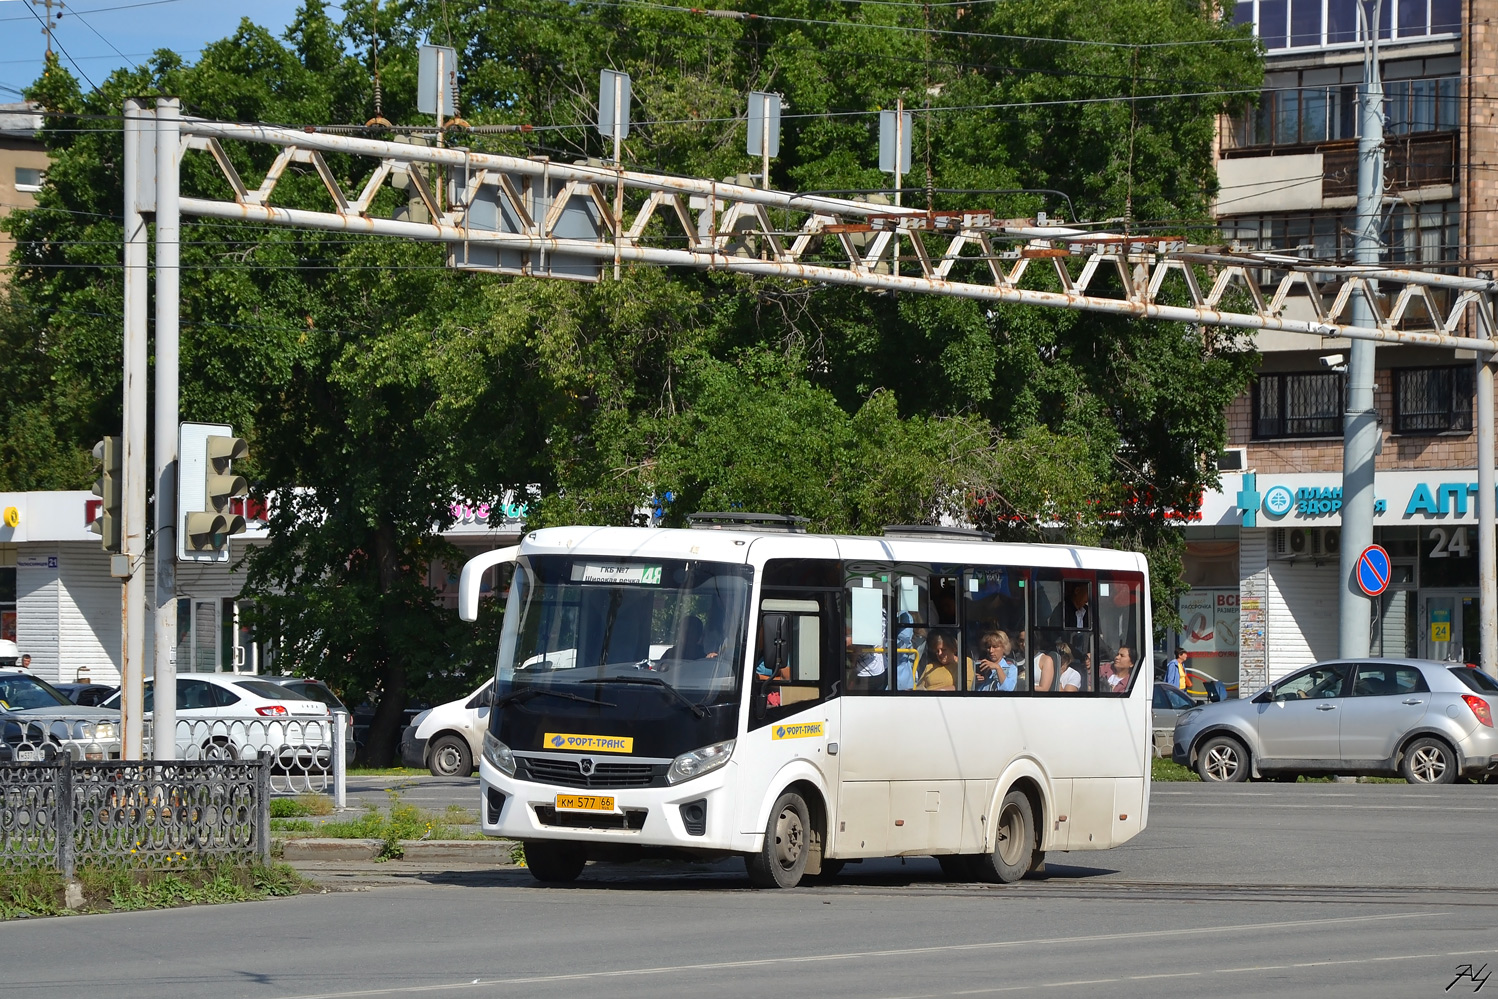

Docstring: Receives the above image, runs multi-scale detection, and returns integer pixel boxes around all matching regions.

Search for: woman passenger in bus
[1055,641,1082,692]
[1105,645,1135,693]
[915,629,962,691]
[972,630,1017,692]
[1032,637,1062,692]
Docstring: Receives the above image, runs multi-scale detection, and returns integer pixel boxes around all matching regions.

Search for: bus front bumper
[479,756,752,854]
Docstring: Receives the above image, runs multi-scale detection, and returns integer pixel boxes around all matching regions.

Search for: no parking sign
[1356,545,1391,597]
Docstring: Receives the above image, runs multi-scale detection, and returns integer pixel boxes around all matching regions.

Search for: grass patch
[277,789,478,857]
[1,861,311,919]
[269,793,336,819]
[445,804,477,824]
[1152,757,1200,782]
[346,767,428,776]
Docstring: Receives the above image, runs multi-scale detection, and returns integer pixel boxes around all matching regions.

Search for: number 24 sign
[1428,526,1471,559]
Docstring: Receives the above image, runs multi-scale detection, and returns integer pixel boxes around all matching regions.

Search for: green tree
[2,0,1261,758]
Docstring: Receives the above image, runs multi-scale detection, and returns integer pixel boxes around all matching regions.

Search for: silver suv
[1172,659,1498,784]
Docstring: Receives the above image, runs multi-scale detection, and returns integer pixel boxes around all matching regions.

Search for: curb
[277,837,520,863]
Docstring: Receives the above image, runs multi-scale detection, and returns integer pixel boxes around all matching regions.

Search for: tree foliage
[1,0,1261,760]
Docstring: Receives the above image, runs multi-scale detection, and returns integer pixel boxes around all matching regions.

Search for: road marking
[272,912,1417,999]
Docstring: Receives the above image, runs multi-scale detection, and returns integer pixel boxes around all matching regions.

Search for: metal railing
[0,757,270,877]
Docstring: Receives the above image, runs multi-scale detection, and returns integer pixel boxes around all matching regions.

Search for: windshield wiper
[586,676,707,718]
[495,687,615,709]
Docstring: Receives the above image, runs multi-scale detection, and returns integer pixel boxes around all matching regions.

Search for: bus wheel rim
[774,807,803,869]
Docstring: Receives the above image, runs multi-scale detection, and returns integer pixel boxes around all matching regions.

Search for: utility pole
[1337,0,1385,660]
[120,98,151,759]
[152,97,181,758]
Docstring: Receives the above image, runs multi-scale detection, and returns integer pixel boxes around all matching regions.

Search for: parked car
[255,675,355,762]
[0,670,120,761]
[102,674,331,764]
[1152,682,1198,757]
[53,682,119,707]
[400,679,493,777]
[1173,658,1498,784]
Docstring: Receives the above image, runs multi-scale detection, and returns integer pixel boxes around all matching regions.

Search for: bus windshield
[494,555,752,755]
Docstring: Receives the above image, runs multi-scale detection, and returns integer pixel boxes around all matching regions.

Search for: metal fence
[0,757,270,877]
[0,712,347,798]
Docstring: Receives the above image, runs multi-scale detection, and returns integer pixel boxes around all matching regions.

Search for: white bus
[459,516,1152,888]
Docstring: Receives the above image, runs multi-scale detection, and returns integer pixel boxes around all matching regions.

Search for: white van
[400,679,493,776]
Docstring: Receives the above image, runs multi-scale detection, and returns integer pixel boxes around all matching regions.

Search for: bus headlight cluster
[483,731,515,776]
[667,739,734,785]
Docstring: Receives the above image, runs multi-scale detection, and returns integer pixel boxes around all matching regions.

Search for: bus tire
[971,790,1035,885]
[745,791,810,888]
[523,840,586,883]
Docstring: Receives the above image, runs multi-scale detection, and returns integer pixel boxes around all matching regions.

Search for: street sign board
[598,69,631,139]
[418,45,458,117]
[747,91,781,158]
[1356,544,1391,597]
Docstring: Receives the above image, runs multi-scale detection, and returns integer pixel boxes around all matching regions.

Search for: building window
[13,167,44,193]
[1234,0,1460,51]
[1254,372,1344,439]
[1394,366,1473,434]
[1228,76,1457,149]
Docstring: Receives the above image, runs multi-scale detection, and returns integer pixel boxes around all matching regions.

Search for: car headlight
[1176,707,1204,727]
[667,739,735,785]
[92,721,118,740]
[482,730,515,776]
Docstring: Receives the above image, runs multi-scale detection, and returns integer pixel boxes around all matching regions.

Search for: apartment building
[1180,0,1497,694]
[0,101,45,285]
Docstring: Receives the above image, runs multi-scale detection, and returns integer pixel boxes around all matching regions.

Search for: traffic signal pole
[152,97,181,757]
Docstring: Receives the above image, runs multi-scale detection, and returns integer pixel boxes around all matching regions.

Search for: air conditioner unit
[1216,447,1248,472]
[1273,527,1337,559]
[1322,527,1341,556]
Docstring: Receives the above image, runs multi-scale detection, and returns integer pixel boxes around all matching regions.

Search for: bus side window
[1097,573,1145,695]
[753,596,832,727]
[965,568,1028,692]
[846,569,890,692]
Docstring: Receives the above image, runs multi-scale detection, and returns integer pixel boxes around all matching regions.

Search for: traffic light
[178,422,249,562]
[89,436,123,552]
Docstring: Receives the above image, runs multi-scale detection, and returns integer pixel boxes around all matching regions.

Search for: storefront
[1187,470,1495,695]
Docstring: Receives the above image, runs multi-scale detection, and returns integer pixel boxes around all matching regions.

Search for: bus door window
[753,595,836,728]
[965,568,1028,692]
[1097,573,1145,694]
[892,572,928,691]
[845,568,890,692]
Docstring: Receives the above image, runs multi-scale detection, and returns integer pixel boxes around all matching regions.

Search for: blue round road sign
[1357,544,1392,597]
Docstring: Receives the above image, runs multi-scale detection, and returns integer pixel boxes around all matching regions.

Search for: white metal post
[120,98,151,760]
[334,709,347,809]
[152,97,181,757]
[1338,3,1384,659]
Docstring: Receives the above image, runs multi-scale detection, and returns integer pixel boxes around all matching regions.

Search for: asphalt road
[5,781,1498,999]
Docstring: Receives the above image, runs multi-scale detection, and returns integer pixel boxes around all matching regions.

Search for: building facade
[1184,0,1498,694]
[0,101,46,286]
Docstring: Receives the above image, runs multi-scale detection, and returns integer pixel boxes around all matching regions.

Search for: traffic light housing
[90,436,123,552]
[178,422,249,562]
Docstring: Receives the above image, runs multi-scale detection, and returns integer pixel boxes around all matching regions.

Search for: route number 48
[1429,526,1471,559]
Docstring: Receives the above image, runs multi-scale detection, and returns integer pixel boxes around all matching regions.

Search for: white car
[103,674,331,763]
[401,679,493,776]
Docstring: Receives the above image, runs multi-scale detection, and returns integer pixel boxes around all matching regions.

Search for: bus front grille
[534,805,648,831]
[516,756,667,788]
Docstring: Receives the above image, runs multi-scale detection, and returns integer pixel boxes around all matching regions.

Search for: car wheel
[1196,735,1249,783]
[1401,737,1457,784]
[745,791,811,888]
[523,840,587,883]
[970,790,1038,884]
[427,734,473,777]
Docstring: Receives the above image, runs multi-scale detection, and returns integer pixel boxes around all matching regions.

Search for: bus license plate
[555,794,614,812]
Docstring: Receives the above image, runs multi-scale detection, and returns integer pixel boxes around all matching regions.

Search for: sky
[0,0,317,101]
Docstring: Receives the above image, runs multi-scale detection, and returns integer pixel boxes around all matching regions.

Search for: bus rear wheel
[745,791,810,888]
[523,841,587,883]
[970,790,1036,884]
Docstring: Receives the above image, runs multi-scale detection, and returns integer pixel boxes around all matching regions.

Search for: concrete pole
[152,97,181,758]
[1477,301,1497,675]
[120,99,151,760]
[1337,3,1384,659]
[613,73,623,281]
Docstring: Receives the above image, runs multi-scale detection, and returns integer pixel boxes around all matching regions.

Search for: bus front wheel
[971,790,1036,884]
[745,791,810,889]
[523,840,587,883]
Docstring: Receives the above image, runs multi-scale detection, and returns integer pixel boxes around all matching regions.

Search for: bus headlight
[667,739,734,785]
[483,731,515,776]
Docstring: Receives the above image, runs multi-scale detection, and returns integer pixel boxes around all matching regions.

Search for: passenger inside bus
[915,630,962,691]
[971,630,1018,692]
[1104,645,1135,693]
